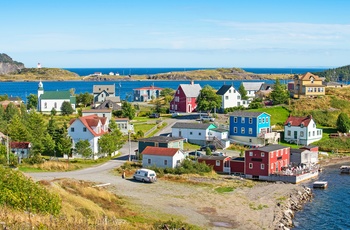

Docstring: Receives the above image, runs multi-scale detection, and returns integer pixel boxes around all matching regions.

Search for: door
[294,131,297,139]
[179,131,182,137]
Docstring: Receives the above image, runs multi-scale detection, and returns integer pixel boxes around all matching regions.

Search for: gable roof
[242,82,264,91]
[299,72,322,81]
[96,100,121,110]
[11,142,31,149]
[82,109,112,114]
[138,136,184,143]
[70,115,108,137]
[179,83,202,97]
[93,85,115,94]
[171,122,216,130]
[251,144,289,152]
[259,83,274,91]
[198,155,229,160]
[40,91,72,100]
[141,146,180,156]
[284,115,313,127]
[229,111,269,118]
[216,85,234,95]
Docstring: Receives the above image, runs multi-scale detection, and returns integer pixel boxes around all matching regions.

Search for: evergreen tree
[336,113,350,133]
[4,102,19,122]
[61,101,74,115]
[7,114,29,141]
[26,94,38,110]
[270,79,290,105]
[42,133,56,157]
[196,85,222,114]
[121,101,136,120]
[74,140,92,159]
[238,84,248,100]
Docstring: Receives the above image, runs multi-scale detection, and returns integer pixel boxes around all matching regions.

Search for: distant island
[0,53,349,82]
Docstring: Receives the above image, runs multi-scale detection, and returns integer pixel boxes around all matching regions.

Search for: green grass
[249,106,290,126]
[183,142,201,151]
[215,186,234,193]
[133,123,156,133]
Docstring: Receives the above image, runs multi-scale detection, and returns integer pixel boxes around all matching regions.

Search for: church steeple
[37,80,44,111]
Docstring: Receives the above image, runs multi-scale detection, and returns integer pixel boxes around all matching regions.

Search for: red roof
[284,115,313,127]
[10,142,31,149]
[141,146,180,157]
[71,115,108,137]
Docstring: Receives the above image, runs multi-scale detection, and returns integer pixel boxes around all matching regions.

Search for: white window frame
[249,163,253,169]
[261,164,265,170]
[216,160,220,166]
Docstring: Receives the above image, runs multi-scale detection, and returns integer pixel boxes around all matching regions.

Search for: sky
[1,0,350,68]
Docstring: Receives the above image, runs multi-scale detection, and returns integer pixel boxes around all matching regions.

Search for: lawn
[249,106,290,126]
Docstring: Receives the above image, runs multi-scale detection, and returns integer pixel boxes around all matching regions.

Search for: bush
[148,159,212,176]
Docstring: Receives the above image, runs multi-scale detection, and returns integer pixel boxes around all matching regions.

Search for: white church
[37,81,76,113]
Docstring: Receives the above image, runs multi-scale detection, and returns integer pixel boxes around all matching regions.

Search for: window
[309,131,311,136]
[300,131,304,137]
[190,132,193,135]
[216,160,220,166]
[313,131,315,136]
[229,89,231,93]
[187,98,191,102]
[44,102,47,109]
[249,118,253,124]
[54,102,57,108]
[271,163,274,169]
[164,160,168,165]
[155,142,159,147]
[234,127,237,133]
[234,90,236,93]
[237,95,241,99]
[234,117,237,123]
[262,118,265,123]
[266,117,269,123]
[313,124,316,128]
[241,127,245,134]
[70,127,75,132]
[241,117,245,123]
[287,130,291,136]
[249,138,252,142]
[225,96,229,100]
[148,159,151,164]
[249,152,253,156]
[261,152,265,157]
[249,128,252,134]
[261,164,265,170]
[249,163,253,169]
[259,118,261,124]
[199,132,202,136]
[83,127,87,132]
[177,90,179,94]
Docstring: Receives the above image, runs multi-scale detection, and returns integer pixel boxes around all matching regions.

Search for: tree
[196,85,222,114]
[26,94,38,110]
[270,79,290,105]
[98,128,125,157]
[238,84,248,100]
[249,98,263,109]
[76,92,93,107]
[4,102,19,122]
[121,101,135,120]
[160,88,175,104]
[7,114,29,142]
[61,101,74,115]
[74,140,92,159]
[42,133,56,157]
[336,113,350,133]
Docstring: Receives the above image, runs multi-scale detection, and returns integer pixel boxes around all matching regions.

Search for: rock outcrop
[0,53,25,74]
[274,186,312,230]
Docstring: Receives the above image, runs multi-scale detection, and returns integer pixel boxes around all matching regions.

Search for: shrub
[148,159,212,176]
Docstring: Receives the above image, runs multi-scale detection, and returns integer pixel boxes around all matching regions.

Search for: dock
[313,181,328,189]
[340,166,350,174]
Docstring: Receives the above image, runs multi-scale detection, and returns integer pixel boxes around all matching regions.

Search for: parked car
[149,113,160,118]
[171,112,179,118]
[212,152,225,156]
[133,169,157,183]
[200,116,215,122]
[200,144,217,152]
[187,151,204,158]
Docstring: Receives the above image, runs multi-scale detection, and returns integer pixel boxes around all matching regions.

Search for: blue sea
[64,67,328,76]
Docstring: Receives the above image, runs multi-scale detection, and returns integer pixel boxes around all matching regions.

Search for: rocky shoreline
[274,185,313,230]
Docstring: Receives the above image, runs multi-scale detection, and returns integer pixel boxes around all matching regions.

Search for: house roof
[10,142,31,149]
[198,155,229,160]
[69,114,108,137]
[299,72,322,81]
[179,83,202,97]
[96,100,121,110]
[141,146,180,156]
[138,136,184,143]
[302,84,326,87]
[259,83,274,91]
[82,109,112,113]
[40,91,73,100]
[242,82,264,91]
[171,122,216,130]
[93,85,115,94]
[251,144,289,152]
[211,128,228,133]
[229,111,269,118]
[231,157,245,161]
[105,96,121,103]
[284,115,313,127]
[216,85,234,95]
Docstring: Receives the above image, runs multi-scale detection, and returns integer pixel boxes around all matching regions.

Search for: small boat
[313,181,328,189]
[340,166,350,174]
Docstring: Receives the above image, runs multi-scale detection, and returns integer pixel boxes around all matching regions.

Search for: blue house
[229,111,280,147]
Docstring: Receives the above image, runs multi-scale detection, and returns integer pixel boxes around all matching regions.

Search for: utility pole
[128,130,131,161]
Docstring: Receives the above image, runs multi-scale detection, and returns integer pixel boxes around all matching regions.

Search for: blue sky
[2,0,350,68]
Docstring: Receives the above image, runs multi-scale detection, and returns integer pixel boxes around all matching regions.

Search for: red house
[198,155,231,173]
[230,157,245,174]
[170,81,201,113]
[245,144,290,179]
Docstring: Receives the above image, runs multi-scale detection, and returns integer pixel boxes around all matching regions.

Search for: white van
[133,169,157,183]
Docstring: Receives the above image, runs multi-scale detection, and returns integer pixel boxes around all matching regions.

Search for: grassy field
[249,106,290,126]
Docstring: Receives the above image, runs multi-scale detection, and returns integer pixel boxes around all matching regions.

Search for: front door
[294,131,297,139]
[179,131,182,137]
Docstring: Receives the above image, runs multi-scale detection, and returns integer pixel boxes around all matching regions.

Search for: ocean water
[293,162,350,230]
[64,67,328,76]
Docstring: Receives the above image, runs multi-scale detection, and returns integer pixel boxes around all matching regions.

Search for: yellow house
[291,72,326,98]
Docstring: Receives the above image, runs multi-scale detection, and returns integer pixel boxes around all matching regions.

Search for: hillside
[314,65,350,82]
[0,53,25,74]
[0,67,81,81]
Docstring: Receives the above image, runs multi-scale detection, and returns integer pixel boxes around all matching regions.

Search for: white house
[37,81,76,113]
[171,122,217,146]
[209,127,230,149]
[82,109,112,120]
[216,85,250,109]
[115,118,133,135]
[242,82,264,98]
[141,146,185,168]
[68,115,109,159]
[10,142,31,159]
[290,149,319,166]
[284,115,322,145]
[93,84,116,106]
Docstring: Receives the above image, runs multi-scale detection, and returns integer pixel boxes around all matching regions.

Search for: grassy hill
[0,67,81,81]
